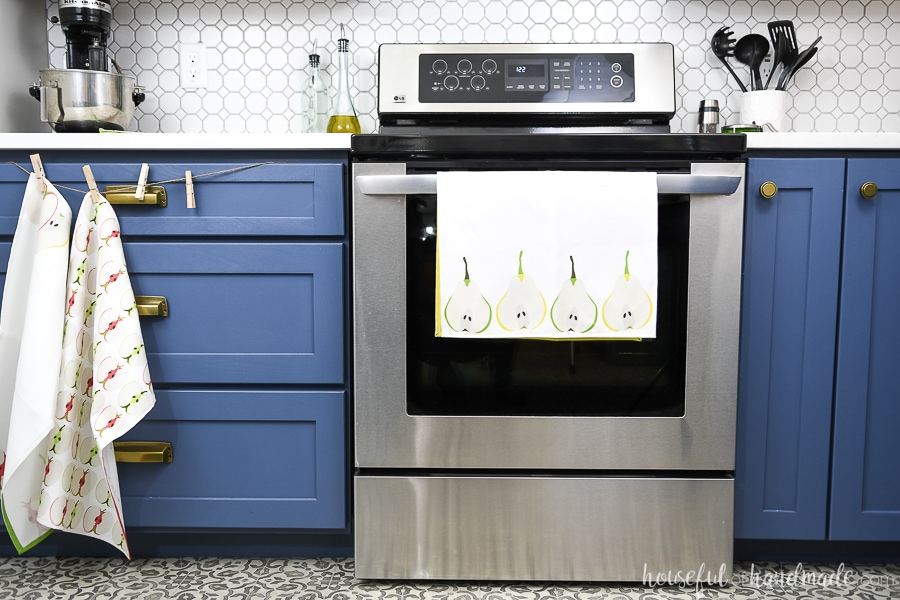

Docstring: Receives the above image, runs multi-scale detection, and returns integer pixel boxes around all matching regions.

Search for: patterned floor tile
[0,558,898,600]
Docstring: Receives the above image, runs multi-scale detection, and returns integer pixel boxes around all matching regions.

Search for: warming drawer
[355,474,733,581]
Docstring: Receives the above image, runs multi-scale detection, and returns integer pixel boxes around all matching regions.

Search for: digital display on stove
[418,53,635,104]
[507,63,545,77]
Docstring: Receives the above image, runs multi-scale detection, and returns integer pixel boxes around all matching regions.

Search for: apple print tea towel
[0,174,72,553]
[436,171,658,340]
[35,191,156,558]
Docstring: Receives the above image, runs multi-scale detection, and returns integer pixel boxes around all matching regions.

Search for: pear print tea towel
[35,191,156,558]
[436,171,658,340]
[0,174,72,553]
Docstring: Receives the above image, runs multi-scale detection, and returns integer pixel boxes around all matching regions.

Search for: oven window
[407,192,689,417]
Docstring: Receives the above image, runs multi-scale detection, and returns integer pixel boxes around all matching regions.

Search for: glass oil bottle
[327,24,361,134]
[301,39,329,133]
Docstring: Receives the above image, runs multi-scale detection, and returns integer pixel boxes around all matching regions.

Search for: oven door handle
[355,173,741,196]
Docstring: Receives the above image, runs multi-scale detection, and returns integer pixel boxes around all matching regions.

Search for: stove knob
[457,59,473,74]
[471,75,486,90]
[444,75,460,90]
[432,59,448,74]
[482,59,498,74]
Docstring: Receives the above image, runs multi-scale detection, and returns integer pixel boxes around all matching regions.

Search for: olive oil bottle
[327,24,361,134]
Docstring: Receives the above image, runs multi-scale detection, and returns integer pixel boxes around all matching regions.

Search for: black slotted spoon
[711,26,748,92]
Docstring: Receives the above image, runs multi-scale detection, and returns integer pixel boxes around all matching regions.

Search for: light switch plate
[180,43,208,89]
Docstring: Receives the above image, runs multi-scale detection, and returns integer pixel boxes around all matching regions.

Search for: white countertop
[1,131,898,152]
[744,132,900,150]
[0,132,353,151]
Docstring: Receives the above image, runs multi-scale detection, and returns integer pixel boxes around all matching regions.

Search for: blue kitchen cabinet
[736,155,900,542]
[0,161,345,237]
[0,153,350,549]
[115,389,345,529]
[830,159,900,540]
[735,157,845,540]
[126,241,344,385]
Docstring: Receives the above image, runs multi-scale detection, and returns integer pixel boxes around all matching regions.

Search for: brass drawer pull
[860,182,878,199]
[135,295,169,317]
[113,441,173,463]
[104,185,168,206]
[759,181,778,199]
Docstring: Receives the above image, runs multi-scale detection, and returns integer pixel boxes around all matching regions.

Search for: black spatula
[767,21,798,89]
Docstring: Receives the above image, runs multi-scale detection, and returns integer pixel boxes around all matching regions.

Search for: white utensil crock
[740,90,791,132]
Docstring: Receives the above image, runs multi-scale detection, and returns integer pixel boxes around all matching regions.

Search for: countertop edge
[0,133,353,151]
[1,132,897,152]
[744,132,900,150]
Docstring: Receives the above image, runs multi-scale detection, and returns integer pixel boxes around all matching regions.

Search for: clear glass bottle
[327,24,361,134]
[300,41,329,133]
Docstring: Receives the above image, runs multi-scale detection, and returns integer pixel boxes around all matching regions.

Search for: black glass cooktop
[351,133,746,160]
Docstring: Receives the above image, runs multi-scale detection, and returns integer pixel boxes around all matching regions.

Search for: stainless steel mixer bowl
[30,69,146,132]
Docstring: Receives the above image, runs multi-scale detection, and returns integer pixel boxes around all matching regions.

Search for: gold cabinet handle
[759,181,778,199]
[860,182,878,199]
[135,295,169,317]
[113,441,173,463]
[103,185,167,206]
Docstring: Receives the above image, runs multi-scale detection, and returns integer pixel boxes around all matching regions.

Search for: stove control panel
[420,53,635,103]
[378,43,675,119]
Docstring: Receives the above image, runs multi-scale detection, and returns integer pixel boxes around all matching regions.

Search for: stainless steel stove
[351,43,746,582]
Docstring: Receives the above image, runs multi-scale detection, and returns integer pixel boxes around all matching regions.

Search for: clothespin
[134,163,149,202]
[185,170,196,209]
[30,154,45,183]
[82,165,103,203]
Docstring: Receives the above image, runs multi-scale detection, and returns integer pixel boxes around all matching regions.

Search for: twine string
[5,161,278,195]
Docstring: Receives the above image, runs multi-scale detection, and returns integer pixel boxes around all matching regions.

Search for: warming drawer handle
[104,185,168,206]
[356,173,741,196]
[113,441,173,463]
[135,295,169,317]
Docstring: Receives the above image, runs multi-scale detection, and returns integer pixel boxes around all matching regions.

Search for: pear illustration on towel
[444,257,492,333]
[601,250,653,331]
[497,250,546,331]
[550,256,598,333]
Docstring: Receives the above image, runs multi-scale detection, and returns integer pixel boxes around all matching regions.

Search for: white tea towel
[36,192,156,558]
[436,171,658,339]
[0,174,72,552]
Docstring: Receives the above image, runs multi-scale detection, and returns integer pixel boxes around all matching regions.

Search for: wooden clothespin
[134,163,149,202]
[30,154,45,182]
[185,170,196,209]
[83,165,103,203]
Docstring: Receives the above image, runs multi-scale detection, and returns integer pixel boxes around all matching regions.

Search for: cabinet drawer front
[127,242,344,384]
[116,389,346,529]
[0,161,345,236]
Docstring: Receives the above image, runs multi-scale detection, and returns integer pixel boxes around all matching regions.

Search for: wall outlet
[760,52,773,89]
[180,43,208,89]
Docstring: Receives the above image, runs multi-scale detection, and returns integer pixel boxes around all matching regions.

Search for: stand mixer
[29,0,146,132]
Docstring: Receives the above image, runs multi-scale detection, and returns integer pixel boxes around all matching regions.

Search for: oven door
[353,161,744,471]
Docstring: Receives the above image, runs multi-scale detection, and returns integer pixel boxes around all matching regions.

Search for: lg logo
[393,94,406,103]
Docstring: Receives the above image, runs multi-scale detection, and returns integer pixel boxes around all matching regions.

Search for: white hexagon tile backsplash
[46,0,900,134]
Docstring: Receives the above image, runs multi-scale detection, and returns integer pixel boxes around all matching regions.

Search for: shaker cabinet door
[126,242,345,385]
[830,158,900,541]
[735,158,845,540]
